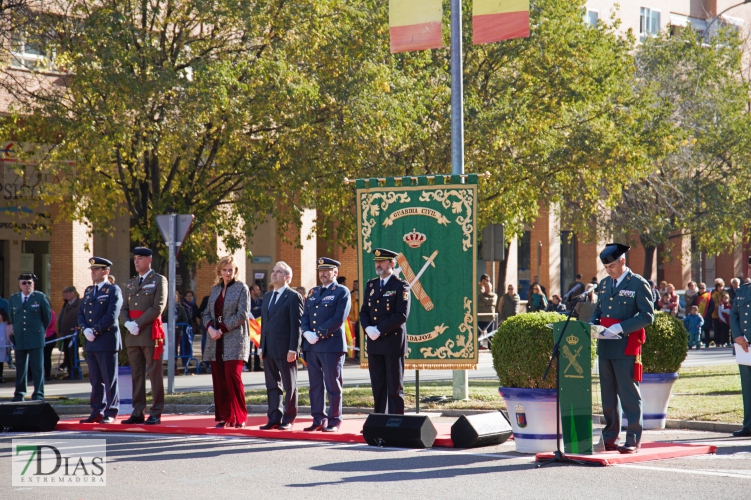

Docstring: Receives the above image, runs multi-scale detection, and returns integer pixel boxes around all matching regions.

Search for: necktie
[381,279,385,290]
[139,276,144,286]
[268,292,278,311]
[22,295,27,304]
[92,286,98,299]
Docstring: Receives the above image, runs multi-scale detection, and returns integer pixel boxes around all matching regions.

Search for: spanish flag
[344,320,356,359]
[390,0,443,53]
[473,0,530,45]
[248,315,261,349]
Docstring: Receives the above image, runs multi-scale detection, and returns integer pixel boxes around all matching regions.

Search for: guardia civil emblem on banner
[356,174,478,369]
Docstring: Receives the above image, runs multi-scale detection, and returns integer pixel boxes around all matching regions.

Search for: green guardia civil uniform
[591,244,654,451]
[730,282,751,432]
[9,288,52,401]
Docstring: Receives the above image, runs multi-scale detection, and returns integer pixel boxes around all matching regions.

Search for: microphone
[563,283,583,301]
[574,284,597,301]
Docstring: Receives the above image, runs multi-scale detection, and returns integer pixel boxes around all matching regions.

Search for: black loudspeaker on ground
[0,401,60,432]
[362,414,437,448]
[450,411,513,448]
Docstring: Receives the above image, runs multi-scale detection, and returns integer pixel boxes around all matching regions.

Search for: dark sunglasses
[19,280,32,285]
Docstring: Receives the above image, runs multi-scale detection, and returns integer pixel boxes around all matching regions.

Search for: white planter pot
[499,387,560,454]
[118,366,133,416]
[622,372,678,430]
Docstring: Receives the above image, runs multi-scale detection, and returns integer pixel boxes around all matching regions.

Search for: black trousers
[263,355,298,425]
[368,353,404,414]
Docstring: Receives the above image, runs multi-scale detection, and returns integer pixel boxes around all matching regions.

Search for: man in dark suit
[591,243,654,454]
[120,247,168,425]
[78,257,123,424]
[9,273,52,401]
[259,261,303,430]
[359,248,410,414]
[301,257,351,432]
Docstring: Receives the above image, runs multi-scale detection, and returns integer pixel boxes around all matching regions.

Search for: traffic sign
[156,214,194,248]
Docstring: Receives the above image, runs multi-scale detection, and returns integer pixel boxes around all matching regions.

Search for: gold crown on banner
[403,228,427,249]
[566,334,579,345]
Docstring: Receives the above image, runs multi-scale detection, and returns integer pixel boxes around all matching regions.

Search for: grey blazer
[202,280,250,362]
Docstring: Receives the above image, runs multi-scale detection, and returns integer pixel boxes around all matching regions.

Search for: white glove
[303,331,318,344]
[124,321,140,335]
[366,326,380,341]
[83,328,95,342]
[608,323,624,335]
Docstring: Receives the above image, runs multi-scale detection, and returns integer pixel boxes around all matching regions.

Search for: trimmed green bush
[492,312,596,389]
[642,312,688,373]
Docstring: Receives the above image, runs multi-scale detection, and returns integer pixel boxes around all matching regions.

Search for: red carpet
[56,415,455,447]
[535,442,717,466]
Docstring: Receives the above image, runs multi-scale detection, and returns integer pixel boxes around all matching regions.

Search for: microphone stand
[537,293,598,467]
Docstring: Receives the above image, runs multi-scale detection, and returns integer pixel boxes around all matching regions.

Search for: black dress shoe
[144,416,161,425]
[121,415,145,424]
[99,417,116,424]
[278,423,293,430]
[303,424,324,432]
[733,428,751,437]
[322,426,340,433]
[617,444,640,454]
[604,444,619,452]
[79,415,103,424]
[259,422,281,430]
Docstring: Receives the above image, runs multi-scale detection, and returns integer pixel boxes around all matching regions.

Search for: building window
[10,29,54,71]
[586,10,599,27]
[640,7,661,38]
[560,231,576,295]
[517,231,531,300]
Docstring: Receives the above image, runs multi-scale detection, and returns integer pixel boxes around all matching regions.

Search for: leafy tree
[0,0,362,269]
[576,27,751,277]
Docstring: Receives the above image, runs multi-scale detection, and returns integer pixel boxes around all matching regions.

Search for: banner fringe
[360,362,478,370]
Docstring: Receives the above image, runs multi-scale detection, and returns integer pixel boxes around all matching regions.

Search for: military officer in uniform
[301,257,351,432]
[730,280,751,437]
[591,243,654,454]
[359,248,410,414]
[120,247,167,425]
[78,257,123,424]
[9,273,52,401]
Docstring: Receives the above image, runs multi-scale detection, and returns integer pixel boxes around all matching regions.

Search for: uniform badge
[515,404,527,428]
[403,291,409,301]
[370,288,374,296]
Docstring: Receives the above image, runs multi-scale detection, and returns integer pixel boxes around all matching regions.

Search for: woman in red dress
[202,255,250,428]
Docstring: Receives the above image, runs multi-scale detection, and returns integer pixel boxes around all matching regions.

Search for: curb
[49,405,742,433]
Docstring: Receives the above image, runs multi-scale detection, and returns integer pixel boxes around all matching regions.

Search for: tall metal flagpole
[450,0,469,401]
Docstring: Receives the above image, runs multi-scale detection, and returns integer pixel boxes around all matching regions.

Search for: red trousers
[210,346,247,425]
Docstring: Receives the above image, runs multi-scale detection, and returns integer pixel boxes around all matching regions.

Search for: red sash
[600,318,645,382]
[129,310,165,360]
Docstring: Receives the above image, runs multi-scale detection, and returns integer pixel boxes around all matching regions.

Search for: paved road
[2,423,750,499]
[0,348,735,400]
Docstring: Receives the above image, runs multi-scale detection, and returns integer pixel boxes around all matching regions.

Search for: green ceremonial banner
[552,320,593,455]
[356,175,478,370]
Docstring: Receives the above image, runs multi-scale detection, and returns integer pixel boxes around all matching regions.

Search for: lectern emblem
[515,404,527,428]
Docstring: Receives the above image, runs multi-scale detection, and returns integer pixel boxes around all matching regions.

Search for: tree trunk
[495,242,511,293]
[642,244,656,280]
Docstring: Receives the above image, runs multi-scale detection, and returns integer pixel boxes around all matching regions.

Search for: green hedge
[492,312,597,389]
[643,312,688,373]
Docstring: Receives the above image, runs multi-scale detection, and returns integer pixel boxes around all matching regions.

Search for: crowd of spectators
[477,271,745,351]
